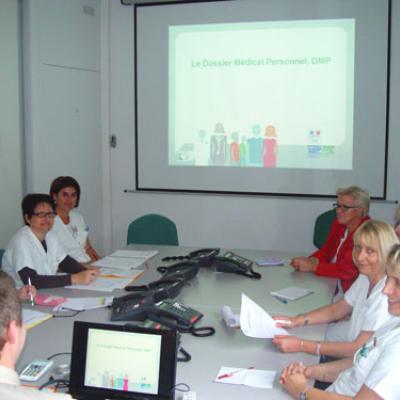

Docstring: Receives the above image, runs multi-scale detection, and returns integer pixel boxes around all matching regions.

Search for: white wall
[106,0,400,254]
[0,0,24,249]
[23,0,105,253]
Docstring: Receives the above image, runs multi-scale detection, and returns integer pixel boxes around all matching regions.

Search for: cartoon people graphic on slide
[230,131,240,166]
[210,122,227,165]
[263,124,277,168]
[247,124,263,166]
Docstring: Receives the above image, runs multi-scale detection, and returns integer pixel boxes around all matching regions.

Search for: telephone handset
[215,255,261,279]
[161,248,220,267]
[149,299,203,332]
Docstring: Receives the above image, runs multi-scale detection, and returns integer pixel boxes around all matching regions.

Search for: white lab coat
[51,210,90,262]
[2,226,66,287]
[328,318,400,398]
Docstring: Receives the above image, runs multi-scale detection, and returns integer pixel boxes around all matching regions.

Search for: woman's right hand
[71,269,98,285]
[273,315,301,328]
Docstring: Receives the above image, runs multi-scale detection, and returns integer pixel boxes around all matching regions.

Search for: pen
[28,277,34,306]
[217,366,254,380]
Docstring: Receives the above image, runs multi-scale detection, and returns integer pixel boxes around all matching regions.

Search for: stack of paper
[23,309,52,330]
[65,276,136,292]
[93,249,159,273]
[270,287,314,301]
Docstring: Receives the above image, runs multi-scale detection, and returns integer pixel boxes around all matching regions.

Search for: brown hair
[0,271,22,351]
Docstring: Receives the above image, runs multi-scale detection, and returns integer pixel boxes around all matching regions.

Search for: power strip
[182,391,197,400]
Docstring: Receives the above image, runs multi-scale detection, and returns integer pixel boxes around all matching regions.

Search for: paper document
[65,276,134,292]
[23,309,52,330]
[270,287,314,301]
[214,366,276,389]
[54,296,113,311]
[93,256,145,270]
[240,293,288,338]
[100,267,145,279]
[109,249,158,259]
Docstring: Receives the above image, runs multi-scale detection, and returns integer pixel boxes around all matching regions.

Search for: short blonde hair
[336,186,370,215]
[353,220,399,272]
[387,243,400,277]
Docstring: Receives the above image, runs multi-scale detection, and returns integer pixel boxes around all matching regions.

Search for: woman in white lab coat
[2,193,98,289]
[50,176,99,263]
[280,242,400,400]
[273,220,399,359]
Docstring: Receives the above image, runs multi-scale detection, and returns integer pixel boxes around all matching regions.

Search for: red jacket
[311,216,370,292]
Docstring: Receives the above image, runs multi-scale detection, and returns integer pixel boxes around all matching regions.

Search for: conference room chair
[313,209,336,249]
[0,248,4,269]
[127,214,179,246]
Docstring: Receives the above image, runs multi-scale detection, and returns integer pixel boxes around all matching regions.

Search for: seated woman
[2,194,99,289]
[291,186,370,293]
[273,220,399,359]
[280,243,400,400]
[50,176,99,262]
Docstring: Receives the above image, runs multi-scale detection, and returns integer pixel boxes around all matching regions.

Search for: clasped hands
[280,362,312,398]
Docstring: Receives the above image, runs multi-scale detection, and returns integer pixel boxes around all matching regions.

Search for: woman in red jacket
[291,186,370,293]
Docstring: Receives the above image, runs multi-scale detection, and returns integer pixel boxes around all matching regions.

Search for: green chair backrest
[313,209,337,249]
[0,248,4,269]
[127,214,179,246]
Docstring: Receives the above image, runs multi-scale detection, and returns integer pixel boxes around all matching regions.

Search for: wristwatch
[299,391,308,400]
[299,385,311,400]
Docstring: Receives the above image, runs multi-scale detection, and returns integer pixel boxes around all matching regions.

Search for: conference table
[17,245,337,400]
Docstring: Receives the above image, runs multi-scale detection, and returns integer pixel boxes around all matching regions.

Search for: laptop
[69,321,177,400]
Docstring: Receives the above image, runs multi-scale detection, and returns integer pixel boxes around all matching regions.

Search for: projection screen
[135,0,389,198]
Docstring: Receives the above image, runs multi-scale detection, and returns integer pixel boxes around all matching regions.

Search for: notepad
[270,286,314,301]
[255,257,285,266]
[214,366,276,389]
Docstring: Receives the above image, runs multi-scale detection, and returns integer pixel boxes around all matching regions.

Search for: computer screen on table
[69,321,177,400]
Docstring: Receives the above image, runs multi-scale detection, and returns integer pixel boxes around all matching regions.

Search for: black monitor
[69,321,177,400]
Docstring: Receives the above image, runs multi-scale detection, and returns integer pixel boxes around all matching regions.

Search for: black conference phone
[214,252,261,279]
[111,295,204,333]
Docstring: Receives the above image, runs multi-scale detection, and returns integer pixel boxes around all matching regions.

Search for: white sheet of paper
[93,256,145,270]
[22,309,52,329]
[214,367,276,389]
[109,249,158,259]
[54,296,113,311]
[270,287,314,301]
[240,293,288,338]
[65,277,133,292]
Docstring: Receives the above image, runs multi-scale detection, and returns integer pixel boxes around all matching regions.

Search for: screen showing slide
[169,19,354,171]
[84,328,162,395]
[136,0,389,197]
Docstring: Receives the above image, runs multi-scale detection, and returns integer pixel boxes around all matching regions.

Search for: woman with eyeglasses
[280,242,400,400]
[2,194,99,289]
[291,186,370,294]
[273,221,399,362]
[50,176,99,262]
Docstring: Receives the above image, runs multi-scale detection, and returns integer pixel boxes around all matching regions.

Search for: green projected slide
[84,329,161,395]
[169,19,355,170]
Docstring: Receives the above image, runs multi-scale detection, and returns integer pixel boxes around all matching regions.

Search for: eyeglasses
[32,212,56,219]
[332,203,360,211]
